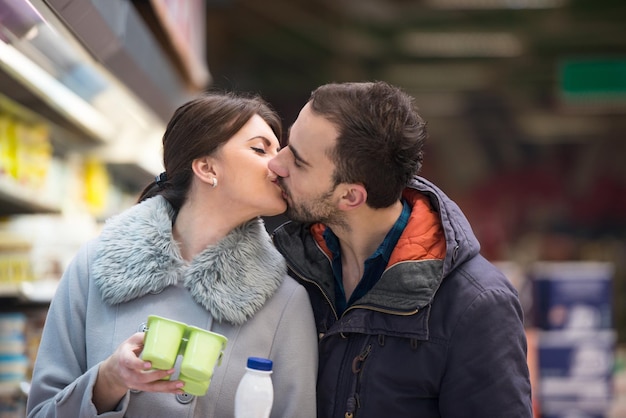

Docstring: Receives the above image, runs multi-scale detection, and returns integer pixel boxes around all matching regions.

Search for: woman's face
[212,114,286,218]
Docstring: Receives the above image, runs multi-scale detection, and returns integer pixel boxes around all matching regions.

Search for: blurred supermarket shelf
[0,280,57,303]
[0,176,61,216]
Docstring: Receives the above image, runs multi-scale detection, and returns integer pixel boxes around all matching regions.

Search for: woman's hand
[93,332,184,413]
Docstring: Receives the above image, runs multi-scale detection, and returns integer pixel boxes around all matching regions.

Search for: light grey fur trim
[93,196,286,325]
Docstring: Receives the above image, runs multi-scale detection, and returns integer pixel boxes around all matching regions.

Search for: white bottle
[234,357,274,418]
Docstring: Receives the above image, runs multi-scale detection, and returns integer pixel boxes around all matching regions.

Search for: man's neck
[329,200,404,298]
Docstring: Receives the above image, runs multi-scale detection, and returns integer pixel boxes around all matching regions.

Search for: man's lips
[275,179,288,201]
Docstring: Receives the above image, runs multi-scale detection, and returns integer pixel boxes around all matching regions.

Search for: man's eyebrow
[289,143,311,167]
[285,124,312,167]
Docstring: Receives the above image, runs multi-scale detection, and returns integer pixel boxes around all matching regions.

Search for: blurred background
[0,0,625,416]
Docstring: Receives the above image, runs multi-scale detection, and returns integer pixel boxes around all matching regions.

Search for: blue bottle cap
[247,357,273,371]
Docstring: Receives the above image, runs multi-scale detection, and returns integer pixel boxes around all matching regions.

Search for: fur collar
[92,196,286,325]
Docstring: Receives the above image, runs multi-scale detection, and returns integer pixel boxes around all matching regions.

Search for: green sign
[560,58,626,100]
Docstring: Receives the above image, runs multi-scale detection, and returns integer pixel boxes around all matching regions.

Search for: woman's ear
[191,156,217,186]
[337,183,367,211]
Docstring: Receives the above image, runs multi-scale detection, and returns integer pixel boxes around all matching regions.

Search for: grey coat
[27,196,318,418]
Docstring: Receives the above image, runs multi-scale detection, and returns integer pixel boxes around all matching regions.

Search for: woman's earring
[212,177,218,188]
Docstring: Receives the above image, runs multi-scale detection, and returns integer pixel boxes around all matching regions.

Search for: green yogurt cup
[180,326,228,382]
[142,315,187,370]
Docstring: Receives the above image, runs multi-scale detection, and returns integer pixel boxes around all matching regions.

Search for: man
[269,81,532,417]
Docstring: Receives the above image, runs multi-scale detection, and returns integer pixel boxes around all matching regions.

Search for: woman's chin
[263,201,287,217]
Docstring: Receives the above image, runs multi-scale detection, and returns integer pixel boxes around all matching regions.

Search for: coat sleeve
[268,279,319,418]
[439,286,533,417]
[26,241,130,418]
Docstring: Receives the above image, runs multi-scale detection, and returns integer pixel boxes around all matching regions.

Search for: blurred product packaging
[531,261,617,418]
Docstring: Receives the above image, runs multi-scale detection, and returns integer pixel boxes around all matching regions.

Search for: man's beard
[283,182,347,228]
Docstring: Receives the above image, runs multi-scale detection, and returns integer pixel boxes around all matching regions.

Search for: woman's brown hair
[138,91,282,210]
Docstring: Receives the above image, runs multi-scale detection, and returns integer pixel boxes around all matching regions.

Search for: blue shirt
[323,199,411,316]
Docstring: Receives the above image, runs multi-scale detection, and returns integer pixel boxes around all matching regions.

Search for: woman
[26,92,318,417]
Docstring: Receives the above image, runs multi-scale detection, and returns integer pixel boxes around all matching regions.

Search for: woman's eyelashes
[251,146,266,155]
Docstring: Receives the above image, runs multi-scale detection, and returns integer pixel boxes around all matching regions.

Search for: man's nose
[268,151,288,177]
[267,151,286,177]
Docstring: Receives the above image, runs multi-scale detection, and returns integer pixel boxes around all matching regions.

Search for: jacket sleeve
[439,286,533,417]
[268,279,319,418]
[26,241,130,418]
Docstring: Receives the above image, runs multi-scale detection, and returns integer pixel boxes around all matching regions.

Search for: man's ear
[191,156,217,186]
[337,183,367,211]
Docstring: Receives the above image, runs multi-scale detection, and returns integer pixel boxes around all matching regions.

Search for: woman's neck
[172,197,248,261]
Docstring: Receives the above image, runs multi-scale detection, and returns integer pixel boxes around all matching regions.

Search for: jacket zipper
[342,304,419,317]
[282,262,339,322]
[345,343,372,418]
[278,235,425,417]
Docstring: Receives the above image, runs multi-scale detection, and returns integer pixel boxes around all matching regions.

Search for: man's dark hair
[309,81,427,208]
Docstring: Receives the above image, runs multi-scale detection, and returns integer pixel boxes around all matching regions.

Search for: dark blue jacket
[272,176,533,418]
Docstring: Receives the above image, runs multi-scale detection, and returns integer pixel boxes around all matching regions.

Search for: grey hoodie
[27,196,318,418]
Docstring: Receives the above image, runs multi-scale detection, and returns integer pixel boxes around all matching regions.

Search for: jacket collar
[308,188,446,311]
[93,196,285,325]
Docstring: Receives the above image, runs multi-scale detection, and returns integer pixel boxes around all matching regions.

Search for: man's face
[268,102,344,224]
